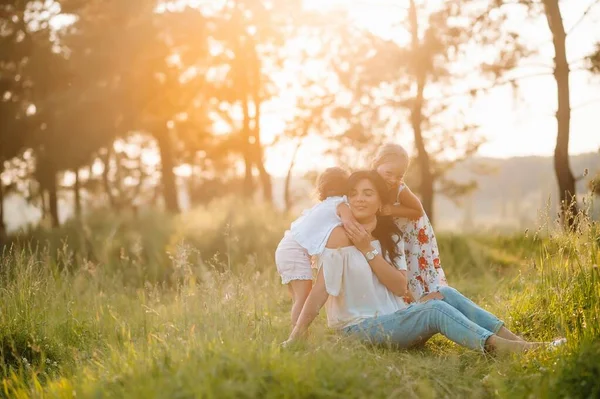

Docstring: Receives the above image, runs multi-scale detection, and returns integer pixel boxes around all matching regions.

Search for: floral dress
[394,183,448,301]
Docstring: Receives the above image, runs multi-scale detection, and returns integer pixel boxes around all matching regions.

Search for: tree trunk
[40,190,48,221]
[37,155,59,228]
[155,130,180,213]
[411,75,434,222]
[241,93,255,198]
[74,168,82,218]
[543,0,578,229]
[408,0,435,223]
[48,172,59,228]
[284,142,302,212]
[252,93,273,203]
[101,148,116,209]
[0,168,6,246]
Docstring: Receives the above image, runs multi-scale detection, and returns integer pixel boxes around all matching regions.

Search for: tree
[60,0,214,214]
[495,0,600,228]
[0,1,37,236]
[589,42,600,73]
[326,1,529,223]
[590,172,600,197]
[281,82,335,211]
[541,0,578,228]
[589,44,600,201]
[0,1,74,228]
[210,0,304,203]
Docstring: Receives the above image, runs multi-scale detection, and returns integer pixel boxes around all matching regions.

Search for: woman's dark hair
[346,170,403,264]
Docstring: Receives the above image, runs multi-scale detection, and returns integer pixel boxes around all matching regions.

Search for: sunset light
[1,1,600,396]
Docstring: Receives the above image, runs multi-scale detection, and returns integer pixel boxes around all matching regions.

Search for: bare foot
[486,335,546,354]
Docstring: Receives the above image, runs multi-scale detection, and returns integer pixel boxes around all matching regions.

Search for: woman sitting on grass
[283,170,551,354]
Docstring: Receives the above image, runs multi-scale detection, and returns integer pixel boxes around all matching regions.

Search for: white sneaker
[552,338,567,346]
[548,338,567,351]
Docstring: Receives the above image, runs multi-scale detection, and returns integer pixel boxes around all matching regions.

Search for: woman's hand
[347,226,374,254]
[337,203,366,237]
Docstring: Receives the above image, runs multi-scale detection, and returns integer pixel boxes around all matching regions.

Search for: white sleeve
[394,184,406,204]
[316,250,345,296]
[332,195,348,206]
[330,195,348,217]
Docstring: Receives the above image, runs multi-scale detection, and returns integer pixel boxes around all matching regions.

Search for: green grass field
[1,201,599,398]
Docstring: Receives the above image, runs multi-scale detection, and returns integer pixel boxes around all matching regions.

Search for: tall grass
[0,200,598,398]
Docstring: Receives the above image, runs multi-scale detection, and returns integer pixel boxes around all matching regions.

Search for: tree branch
[425,66,589,106]
[387,71,554,108]
[572,97,600,111]
[567,0,600,36]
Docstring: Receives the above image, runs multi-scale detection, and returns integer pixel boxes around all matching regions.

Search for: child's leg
[289,280,312,327]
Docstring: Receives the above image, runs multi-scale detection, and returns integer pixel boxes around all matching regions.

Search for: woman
[283,170,544,353]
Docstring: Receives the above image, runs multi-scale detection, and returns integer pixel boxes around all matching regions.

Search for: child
[372,143,448,301]
[275,167,358,326]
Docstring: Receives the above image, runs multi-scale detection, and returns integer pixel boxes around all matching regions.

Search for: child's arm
[384,186,425,220]
[337,202,367,236]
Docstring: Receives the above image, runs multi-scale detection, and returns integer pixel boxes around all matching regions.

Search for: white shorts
[275,231,312,284]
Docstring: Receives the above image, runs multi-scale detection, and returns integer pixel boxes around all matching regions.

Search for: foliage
[0,206,599,397]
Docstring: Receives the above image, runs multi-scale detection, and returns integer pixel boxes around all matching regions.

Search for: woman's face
[376,161,404,189]
[348,178,382,221]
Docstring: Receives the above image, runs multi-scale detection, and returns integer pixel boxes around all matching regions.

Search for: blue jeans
[343,286,504,351]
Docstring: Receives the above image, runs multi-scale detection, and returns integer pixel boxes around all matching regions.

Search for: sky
[259,0,600,176]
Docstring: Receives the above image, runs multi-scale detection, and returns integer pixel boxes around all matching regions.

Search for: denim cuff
[492,319,504,334]
[479,330,495,352]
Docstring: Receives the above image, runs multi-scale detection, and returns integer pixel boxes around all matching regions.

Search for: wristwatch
[364,248,379,261]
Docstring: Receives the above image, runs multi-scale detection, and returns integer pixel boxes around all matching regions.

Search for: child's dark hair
[346,170,403,264]
[317,167,350,201]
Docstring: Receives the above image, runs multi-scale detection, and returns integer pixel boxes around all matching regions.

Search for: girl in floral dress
[372,143,448,301]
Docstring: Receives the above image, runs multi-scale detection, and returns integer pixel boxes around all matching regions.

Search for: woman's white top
[316,239,409,329]
[290,196,347,256]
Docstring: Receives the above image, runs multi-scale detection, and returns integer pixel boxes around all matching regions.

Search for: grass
[0,198,599,398]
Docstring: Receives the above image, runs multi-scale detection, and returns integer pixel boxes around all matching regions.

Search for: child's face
[376,161,404,189]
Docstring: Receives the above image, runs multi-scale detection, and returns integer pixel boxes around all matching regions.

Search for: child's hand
[281,332,309,349]
[280,339,294,349]
[381,204,393,216]
[338,203,367,237]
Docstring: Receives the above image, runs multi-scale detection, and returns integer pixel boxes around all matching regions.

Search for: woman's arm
[285,267,329,342]
[362,250,407,297]
[346,228,408,297]
[383,186,424,220]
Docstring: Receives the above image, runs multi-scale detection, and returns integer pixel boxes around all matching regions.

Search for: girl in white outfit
[275,167,360,326]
